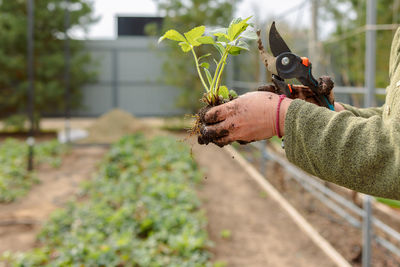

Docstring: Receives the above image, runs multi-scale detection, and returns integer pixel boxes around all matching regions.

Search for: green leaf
[158,29,186,44]
[198,53,212,61]
[213,43,225,57]
[178,42,191,52]
[240,30,258,40]
[227,16,252,41]
[229,17,242,27]
[228,47,241,55]
[210,28,228,35]
[197,36,214,44]
[217,35,230,43]
[236,41,250,50]
[229,89,238,98]
[218,85,229,99]
[200,62,210,69]
[184,25,205,46]
[228,41,250,55]
[204,68,213,86]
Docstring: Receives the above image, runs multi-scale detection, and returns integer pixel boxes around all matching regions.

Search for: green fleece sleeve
[284,99,400,199]
[341,103,383,118]
[283,27,400,199]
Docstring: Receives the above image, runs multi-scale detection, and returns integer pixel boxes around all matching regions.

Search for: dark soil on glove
[194,104,223,146]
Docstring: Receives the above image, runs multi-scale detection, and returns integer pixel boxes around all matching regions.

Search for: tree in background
[321,0,399,89]
[0,0,97,130]
[153,0,240,113]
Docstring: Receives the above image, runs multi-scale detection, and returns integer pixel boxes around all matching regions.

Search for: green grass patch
[3,134,211,266]
[376,197,400,209]
[0,139,66,202]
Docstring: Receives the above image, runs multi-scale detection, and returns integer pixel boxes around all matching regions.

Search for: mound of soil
[81,109,148,144]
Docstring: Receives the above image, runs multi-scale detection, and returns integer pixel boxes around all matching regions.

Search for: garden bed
[2,134,211,266]
[0,139,66,202]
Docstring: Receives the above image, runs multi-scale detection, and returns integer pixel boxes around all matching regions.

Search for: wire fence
[252,141,400,259]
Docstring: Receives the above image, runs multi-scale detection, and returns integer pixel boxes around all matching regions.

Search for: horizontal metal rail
[247,141,400,258]
[295,176,362,228]
[375,236,400,258]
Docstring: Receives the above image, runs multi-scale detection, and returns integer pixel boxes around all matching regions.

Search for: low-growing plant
[2,134,212,266]
[220,229,232,239]
[0,139,66,202]
[159,17,257,105]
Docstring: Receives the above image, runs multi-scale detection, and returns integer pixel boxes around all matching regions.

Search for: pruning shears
[258,22,335,110]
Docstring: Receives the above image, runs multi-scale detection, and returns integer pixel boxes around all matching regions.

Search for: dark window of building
[117,16,163,36]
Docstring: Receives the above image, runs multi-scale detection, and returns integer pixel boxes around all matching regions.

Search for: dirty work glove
[198,91,292,147]
[257,75,335,107]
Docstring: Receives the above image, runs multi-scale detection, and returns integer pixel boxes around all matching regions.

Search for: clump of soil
[195,105,213,145]
[81,109,148,144]
[194,95,236,146]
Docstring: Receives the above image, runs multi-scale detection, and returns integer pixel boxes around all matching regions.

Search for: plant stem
[190,46,209,92]
[210,49,229,95]
[214,52,229,93]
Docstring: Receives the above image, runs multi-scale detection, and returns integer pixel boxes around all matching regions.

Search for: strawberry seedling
[159,17,256,143]
[159,16,256,105]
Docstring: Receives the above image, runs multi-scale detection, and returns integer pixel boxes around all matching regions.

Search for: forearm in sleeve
[340,103,383,118]
[284,99,400,200]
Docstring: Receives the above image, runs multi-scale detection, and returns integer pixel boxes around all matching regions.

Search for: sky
[79,0,313,39]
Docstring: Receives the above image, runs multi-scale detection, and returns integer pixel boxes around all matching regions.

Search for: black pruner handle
[271,75,292,97]
[275,52,334,110]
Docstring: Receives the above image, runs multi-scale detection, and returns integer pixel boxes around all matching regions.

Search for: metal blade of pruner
[269,21,291,57]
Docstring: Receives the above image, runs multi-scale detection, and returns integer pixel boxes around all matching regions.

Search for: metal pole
[363,0,376,266]
[64,0,71,143]
[365,0,376,108]
[259,26,267,84]
[112,49,119,108]
[362,197,373,266]
[27,0,35,171]
[309,0,320,76]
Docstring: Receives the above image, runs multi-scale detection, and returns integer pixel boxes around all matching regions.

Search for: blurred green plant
[0,0,97,129]
[152,0,241,112]
[0,139,67,202]
[220,229,232,239]
[159,17,256,105]
[213,260,228,267]
[376,197,400,209]
[2,115,26,132]
[2,134,211,266]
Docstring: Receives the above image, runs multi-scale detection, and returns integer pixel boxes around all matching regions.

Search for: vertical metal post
[363,197,373,267]
[363,0,376,266]
[259,26,267,84]
[365,0,376,108]
[309,0,321,77]
[64,0,71,143]
[112,49,119,108]
[27,0,35,171]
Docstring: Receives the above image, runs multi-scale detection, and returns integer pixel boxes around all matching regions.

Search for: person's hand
[198,91,292,147]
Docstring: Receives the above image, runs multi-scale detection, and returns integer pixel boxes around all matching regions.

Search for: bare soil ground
[237,143,400,267]
[0,146,107,254]
[191,140,336,267]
